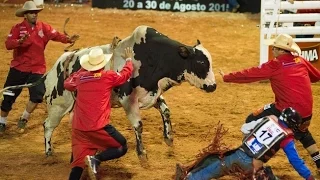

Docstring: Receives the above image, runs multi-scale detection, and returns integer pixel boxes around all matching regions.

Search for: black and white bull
[42,25,217,160]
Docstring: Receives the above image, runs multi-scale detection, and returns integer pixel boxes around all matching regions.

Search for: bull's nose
[203,84,216,92]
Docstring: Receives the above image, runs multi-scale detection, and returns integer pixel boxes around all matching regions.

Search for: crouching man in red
[64,47,134,180]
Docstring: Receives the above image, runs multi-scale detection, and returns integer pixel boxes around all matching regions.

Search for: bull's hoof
[166,146,175,157]
[46,151,53,157]
[17,128,26,134]
[138,150,149,168]
[164,137,173,146]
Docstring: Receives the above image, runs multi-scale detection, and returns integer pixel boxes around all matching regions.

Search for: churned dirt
[0,3,319,180]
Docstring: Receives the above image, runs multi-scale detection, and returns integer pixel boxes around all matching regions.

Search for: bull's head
[178,40,216,92]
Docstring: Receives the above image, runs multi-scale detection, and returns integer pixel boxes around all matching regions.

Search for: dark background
[238,0,261,13]
[91,0,261,13]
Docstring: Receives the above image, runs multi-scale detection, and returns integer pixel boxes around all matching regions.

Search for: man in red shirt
[0,1,78,134]
[221,34,320,173]
[64,47,134,180]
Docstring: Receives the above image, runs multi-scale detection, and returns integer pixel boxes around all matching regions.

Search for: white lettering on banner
[123,0,135,8]
[146,0,157,9]
[173,2,206,12]
[209,3,229,12]
[121,0,229,12]
[159,1,171,9]
[301,49,318,62]
[137,2,143,8]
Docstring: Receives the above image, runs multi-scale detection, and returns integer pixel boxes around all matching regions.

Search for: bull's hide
[42,25,217,161]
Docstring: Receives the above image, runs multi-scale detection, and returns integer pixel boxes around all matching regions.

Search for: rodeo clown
[175,107,316,180]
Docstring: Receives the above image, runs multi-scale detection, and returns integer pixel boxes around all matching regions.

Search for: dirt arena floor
[0,3,320,180]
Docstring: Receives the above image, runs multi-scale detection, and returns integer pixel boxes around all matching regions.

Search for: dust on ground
[0,3,319,180]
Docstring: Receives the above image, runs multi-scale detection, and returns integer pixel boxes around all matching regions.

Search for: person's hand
[18,33,29,44]
[123,47,134,61]
[68,34,80,43]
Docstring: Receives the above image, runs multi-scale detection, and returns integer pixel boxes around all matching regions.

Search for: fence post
[260,0,320,65]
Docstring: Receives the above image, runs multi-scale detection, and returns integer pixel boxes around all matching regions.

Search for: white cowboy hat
[15,1,43,17]
[269,34,301,54]
[80,48,112,71]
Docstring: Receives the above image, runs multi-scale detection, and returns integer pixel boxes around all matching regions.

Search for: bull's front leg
[154,95,173,146]
[121,96,147,164]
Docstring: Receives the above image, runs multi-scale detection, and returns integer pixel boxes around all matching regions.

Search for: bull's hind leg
[154,95,173,146]
[43,105,70,156]
[120,96,147,164]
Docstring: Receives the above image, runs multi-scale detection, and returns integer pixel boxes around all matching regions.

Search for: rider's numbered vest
[241,116,293,162]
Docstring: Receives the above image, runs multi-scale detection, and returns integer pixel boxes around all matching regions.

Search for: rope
[275,0,280,36]
[110,54,115,71]
[63,17,80,52]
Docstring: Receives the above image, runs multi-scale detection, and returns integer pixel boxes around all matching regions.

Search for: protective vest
[241,116,293,162]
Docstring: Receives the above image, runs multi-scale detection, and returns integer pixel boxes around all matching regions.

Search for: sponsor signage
[92,0,230,12]
[268,42,320,70]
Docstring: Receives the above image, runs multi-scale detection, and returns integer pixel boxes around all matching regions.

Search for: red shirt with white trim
[5,19,71,74]
[64,61,133,131]
[223,54,320,118]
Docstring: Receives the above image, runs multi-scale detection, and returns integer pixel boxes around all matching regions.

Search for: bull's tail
[0,74,47,94]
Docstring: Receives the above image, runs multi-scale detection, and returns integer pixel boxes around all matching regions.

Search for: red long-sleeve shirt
[64,61,133,131]
[223,54,320,118]
[5,19,71,74]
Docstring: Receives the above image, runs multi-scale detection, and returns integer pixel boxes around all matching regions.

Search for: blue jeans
[187,149,253,180]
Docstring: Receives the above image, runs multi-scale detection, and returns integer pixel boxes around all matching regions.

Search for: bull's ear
[178,46,190,58]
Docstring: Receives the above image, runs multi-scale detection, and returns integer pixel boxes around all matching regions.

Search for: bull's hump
[133,26,148,44]
[132,28,185,92]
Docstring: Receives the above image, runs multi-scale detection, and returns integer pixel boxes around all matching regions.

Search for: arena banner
[92,0,230,12]
[268,42,320,70]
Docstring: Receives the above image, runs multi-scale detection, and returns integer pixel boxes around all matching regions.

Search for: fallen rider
[175,107,315,180]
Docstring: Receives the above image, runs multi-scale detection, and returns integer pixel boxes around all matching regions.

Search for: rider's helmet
[279,107,303,131]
